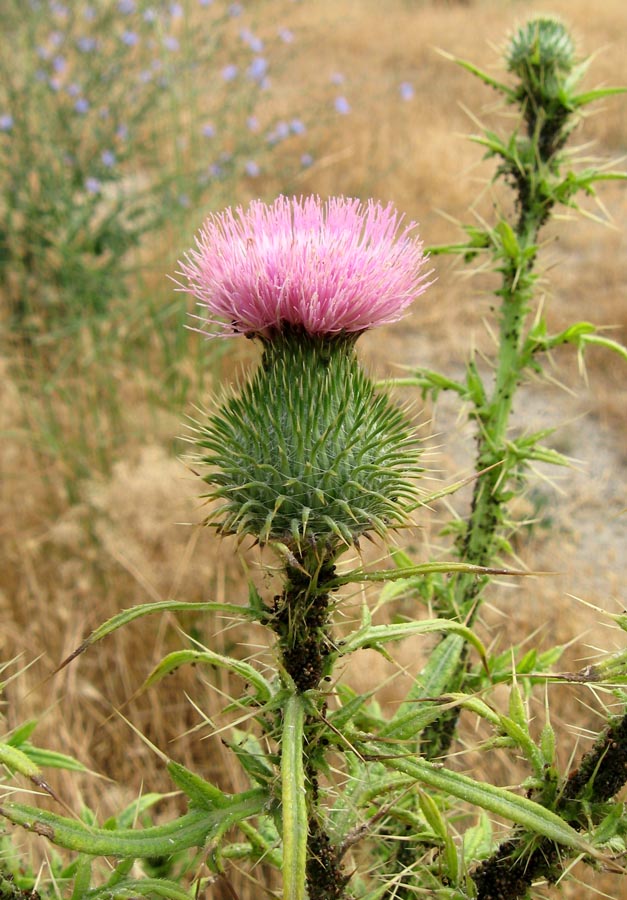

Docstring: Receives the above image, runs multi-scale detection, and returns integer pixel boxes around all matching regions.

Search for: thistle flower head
[176,195,431,339]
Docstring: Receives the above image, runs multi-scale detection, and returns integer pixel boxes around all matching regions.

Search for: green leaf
[0,791,266,857]
[85,878,194,899]
[70,855,92,900]
[141,649,272,705]
[105,794,168,830]
[55,600,257,673]
[571,86,627,107]
[224,731,275,788]
[496,220,520,259]
[281,693,307,900]
[167,760,231,810]
[384,634,466,739]
[362,745,602,860]
[4,720,38,746]
[336,619,487,670]
[0,741,40,779]
[582,333,627,363]
[330,561,526,590]
[439,51,516,99]
[20,745,91,773]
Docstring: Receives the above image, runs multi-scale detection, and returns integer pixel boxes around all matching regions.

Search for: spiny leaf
[0,791,266,857]
[360,745,604,860]
[54,600,255,673]
[336,619,487,670]
[141,649,272,704]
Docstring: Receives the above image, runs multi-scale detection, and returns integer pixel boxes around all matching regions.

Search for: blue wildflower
[267,121,290,144]
[85,177,101,194]
[74,97,90,114]
[399,81,414,101]
[121,31,139,47]
[0,114,14,132]
[334,96,351,114]
[101,150,116,167]
[245,160,260,177]
[247,57,267,82]
[76,37,97,53]
[221,64,238,81]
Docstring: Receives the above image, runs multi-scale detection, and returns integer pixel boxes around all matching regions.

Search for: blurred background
[1,0,625,896]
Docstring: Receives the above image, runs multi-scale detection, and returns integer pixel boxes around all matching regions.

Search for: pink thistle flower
[175,195,432,339]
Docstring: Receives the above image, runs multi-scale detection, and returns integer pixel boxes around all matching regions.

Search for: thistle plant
[2,16,627,900]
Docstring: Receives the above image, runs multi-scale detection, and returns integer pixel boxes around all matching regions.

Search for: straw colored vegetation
[2,0,625,896]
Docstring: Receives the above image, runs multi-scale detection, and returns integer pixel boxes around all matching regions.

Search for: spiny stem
[472,711,627,898]
[273,550,349,899]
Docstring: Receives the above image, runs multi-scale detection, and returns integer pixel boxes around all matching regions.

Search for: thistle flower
[177,195,431,339]
[180,196,429,552]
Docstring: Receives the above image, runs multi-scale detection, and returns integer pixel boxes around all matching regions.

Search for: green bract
[195,330,420,550]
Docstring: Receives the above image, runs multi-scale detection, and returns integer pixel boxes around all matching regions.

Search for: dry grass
[2,0,626,896]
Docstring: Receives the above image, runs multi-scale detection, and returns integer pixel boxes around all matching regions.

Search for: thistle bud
[194,329,421,551]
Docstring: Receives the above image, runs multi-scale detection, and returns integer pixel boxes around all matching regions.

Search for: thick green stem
[273,550,349,900]
[282,693,308,900]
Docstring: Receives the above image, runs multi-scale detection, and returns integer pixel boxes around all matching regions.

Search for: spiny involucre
[176,194,432,339]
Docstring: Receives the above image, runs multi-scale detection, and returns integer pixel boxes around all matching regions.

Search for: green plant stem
[422,131,557,763]
[282,693,308,900]
[272,551,348,900]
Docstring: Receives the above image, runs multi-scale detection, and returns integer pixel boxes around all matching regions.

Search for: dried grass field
[1,0,626,897]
